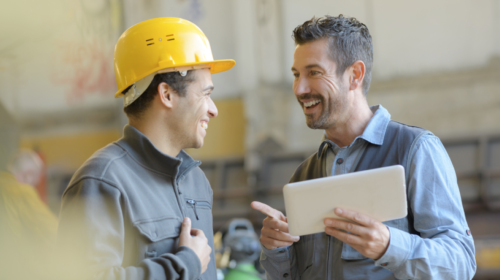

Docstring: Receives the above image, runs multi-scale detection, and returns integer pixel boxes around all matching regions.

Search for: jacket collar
[116,125,201,180]
[317,104,391,159]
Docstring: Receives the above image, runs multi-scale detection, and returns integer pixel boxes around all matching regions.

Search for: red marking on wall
[51,40,116,103]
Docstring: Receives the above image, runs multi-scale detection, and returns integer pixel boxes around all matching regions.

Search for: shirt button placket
[336,150,345,174]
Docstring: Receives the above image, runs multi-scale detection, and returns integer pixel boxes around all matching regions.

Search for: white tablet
[283,165,407,236]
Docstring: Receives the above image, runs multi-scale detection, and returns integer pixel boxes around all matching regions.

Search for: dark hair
[293,15,373,94]
[123,70,195,118]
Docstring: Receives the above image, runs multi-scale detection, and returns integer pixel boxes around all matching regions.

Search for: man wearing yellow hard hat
[56,18,235,280]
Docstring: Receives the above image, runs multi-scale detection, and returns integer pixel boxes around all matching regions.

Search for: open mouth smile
[303,99,321,109]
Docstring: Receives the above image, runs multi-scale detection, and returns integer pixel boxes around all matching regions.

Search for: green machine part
[224,263,262,280]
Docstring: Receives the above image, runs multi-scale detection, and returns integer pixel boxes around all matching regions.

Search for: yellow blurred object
[114,17,235,98]
[476,246,500,269]
[0,172,58,280]
[185,98,246,159]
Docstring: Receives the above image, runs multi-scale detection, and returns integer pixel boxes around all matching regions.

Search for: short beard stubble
[302,81,349,130]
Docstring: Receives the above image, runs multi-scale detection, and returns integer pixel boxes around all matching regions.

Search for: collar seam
[114,142,175,178]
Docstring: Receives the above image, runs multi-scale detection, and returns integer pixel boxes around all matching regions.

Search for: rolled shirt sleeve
[260,244,298,280]
[374,134,476,279]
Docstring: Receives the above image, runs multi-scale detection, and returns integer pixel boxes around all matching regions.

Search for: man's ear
[348,60,366,91]
[158,82,177,109]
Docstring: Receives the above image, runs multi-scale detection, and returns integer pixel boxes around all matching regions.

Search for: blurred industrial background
[1,0,500,279]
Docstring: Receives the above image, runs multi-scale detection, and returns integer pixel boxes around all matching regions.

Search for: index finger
[334,208,375,227]
[251,201,285,220]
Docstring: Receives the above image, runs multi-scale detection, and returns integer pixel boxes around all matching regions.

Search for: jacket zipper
[186,199,212,220]
[186,199,199,220]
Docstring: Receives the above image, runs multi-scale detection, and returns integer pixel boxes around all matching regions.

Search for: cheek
[320,77,340,92]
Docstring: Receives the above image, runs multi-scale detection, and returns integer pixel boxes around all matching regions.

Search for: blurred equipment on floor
[215,218,263,280]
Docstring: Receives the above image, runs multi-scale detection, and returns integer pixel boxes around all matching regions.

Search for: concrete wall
[2,0,500,166]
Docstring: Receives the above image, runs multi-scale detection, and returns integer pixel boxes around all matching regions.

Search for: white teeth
[201,122,208,130]
[303,100,321,108]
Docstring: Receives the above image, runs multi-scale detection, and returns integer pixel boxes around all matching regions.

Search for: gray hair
[293,15,373,94]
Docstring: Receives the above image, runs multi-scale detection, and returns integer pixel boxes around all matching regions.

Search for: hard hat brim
[114,59,235,98]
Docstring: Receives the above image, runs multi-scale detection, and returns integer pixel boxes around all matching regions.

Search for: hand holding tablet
[283,165,407,236]
[251,165,406,258]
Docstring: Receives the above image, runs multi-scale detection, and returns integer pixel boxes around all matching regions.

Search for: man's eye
[311,71,319,76]
[293,73,299,78]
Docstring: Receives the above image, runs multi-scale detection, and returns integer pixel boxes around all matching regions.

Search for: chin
[193,139,204,149]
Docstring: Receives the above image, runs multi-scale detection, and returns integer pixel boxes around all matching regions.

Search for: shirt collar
[116,125,200,180]
[317,104,391,158]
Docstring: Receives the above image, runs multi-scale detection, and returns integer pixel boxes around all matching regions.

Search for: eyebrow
[203,85,215,92]
[291,64,324,71]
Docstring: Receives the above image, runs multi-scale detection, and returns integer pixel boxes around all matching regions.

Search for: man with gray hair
[252,15,476,279]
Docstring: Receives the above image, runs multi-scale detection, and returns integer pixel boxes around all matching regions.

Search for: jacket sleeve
[373,134,477,279]
[259,244,299,280]
[56,177,201,280]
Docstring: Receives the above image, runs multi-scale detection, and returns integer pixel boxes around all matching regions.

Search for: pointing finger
[251,201,285,221]
[263,216,290,233]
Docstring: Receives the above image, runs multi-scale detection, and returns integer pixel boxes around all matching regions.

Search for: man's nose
[293,76,311,97]
[208,98,218,118]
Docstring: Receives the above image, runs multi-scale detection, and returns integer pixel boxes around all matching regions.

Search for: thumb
[180,217,192,239]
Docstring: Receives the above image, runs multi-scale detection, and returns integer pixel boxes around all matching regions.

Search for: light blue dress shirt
[260,105,476,279]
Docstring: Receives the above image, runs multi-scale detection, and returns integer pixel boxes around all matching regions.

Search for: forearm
[385,135,477,279]
[87,246,200,280]
[375,226,476,279]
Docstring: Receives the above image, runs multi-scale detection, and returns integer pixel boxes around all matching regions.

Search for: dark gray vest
[289,120,431,279]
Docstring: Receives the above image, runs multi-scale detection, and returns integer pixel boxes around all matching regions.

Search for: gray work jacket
[56,125,216,280]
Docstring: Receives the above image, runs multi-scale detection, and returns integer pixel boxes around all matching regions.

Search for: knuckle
[346,223,354,232]
[367,231,375,241]
[353,214,362,222]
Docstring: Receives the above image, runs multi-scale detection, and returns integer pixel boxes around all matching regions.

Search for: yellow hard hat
[113,17,235,98]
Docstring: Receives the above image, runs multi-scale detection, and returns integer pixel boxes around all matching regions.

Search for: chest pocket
[341,217,410,260]
[185,199,212,220]
[134,216,181,260]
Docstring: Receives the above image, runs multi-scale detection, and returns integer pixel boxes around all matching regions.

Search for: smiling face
[292,38,351,130]
[173,68,218,149]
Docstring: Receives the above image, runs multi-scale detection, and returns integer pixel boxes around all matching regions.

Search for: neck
[324,93,373,148]
[128,115,181,158]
